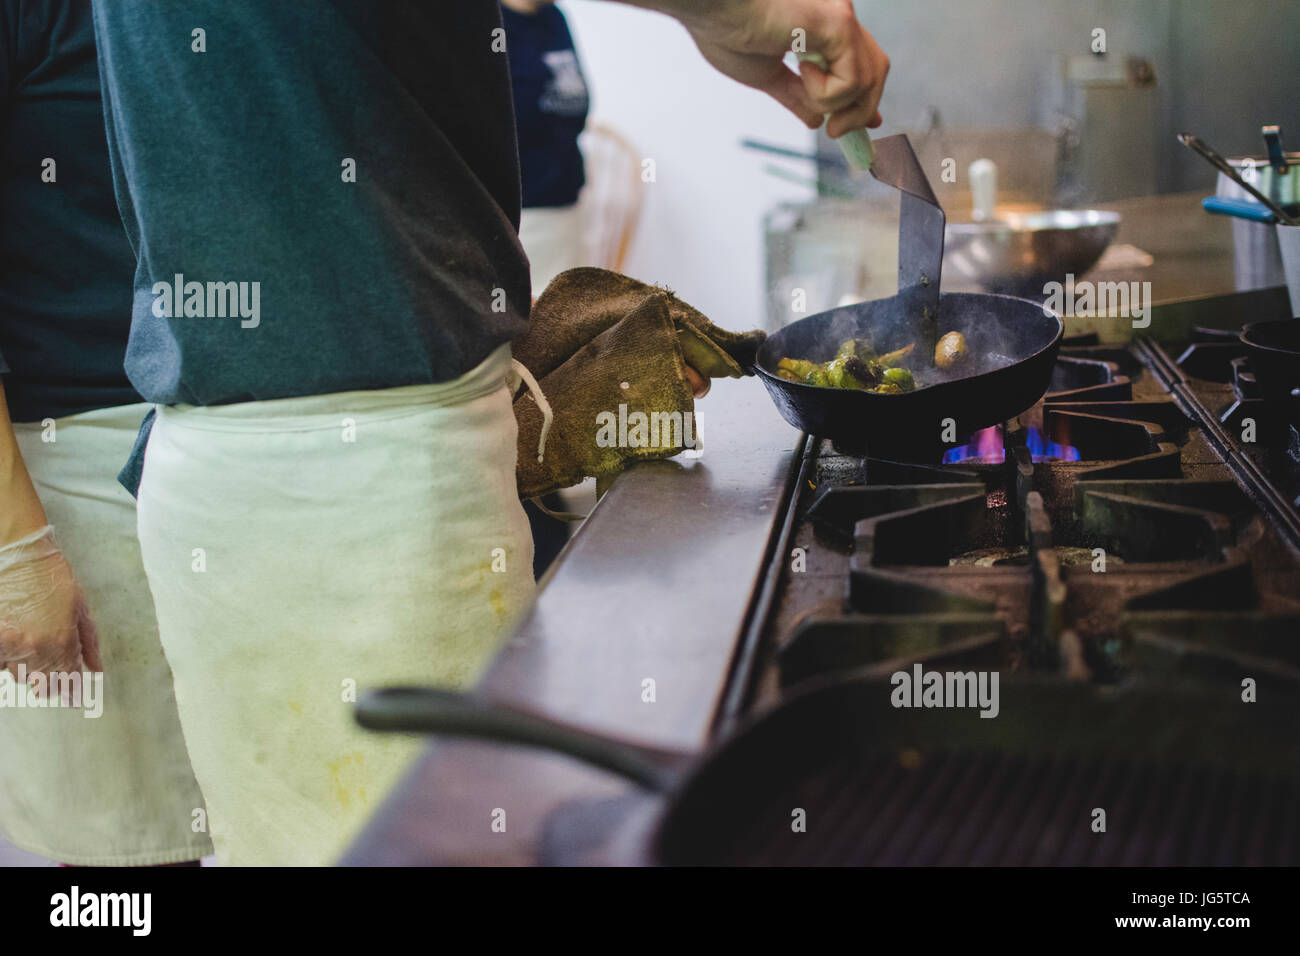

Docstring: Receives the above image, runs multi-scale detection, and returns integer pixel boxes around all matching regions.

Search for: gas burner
[1174,325,1245,383]
[942,425,1081,465]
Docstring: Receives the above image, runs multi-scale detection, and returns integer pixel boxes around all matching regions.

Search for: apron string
[508,359,554,464]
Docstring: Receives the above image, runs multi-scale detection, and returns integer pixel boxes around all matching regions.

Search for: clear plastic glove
[0,526,102,689]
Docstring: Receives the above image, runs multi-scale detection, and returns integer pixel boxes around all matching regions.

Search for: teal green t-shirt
[91,0,531,409]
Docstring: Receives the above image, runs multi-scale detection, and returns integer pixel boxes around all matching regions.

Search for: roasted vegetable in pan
[934,331,970,369]
[882,366,915,389]
[825,355,873,389]
[777,358,820,380]
[776,337,918,393]
[878,343,916,368]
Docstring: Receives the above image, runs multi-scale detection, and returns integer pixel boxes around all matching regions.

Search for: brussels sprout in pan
[777,332,973,393]
[776,337,919,393]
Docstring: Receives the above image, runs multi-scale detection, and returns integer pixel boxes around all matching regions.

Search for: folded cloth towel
[512,268,766,499]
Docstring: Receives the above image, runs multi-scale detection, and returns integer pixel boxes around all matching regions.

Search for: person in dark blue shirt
[503,1,589,211]
[502,1,590,297]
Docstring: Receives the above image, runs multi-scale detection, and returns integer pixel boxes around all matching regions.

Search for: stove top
[707,320,1300,864]
[745,333,1300,702]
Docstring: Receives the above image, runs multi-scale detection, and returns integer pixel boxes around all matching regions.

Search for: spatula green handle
[797,53,875,171]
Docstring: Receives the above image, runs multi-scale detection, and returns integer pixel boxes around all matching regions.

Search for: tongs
[1178,132,1300,227]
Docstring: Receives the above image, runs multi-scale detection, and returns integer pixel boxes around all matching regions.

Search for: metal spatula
[798,53,946,353]
[869,134,946,354]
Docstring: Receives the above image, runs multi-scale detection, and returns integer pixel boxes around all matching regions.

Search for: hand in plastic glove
[0,526,102,689]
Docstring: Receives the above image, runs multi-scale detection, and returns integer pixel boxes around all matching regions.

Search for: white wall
[562,1,815,331]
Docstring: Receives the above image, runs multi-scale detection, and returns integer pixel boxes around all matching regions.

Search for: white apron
[133,345,535,865]
[0,403,212,865]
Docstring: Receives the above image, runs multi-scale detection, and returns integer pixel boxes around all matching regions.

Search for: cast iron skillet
[1241,318,1300,417]
[356,678,1300,866]
[754,291,1063,455]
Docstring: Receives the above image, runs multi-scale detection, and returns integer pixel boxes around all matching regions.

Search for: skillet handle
[356,687,685,793]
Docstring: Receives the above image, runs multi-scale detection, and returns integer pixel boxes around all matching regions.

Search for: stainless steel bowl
[944,209,1121,296]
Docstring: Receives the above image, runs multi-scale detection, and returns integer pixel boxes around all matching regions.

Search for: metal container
[1216,143,1300,290]
[944,209,1121,296]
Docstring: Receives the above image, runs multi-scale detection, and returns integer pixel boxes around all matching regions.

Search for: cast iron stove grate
[709,335,1300,866]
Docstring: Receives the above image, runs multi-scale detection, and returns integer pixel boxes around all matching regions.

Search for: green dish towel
[513,268,765,499]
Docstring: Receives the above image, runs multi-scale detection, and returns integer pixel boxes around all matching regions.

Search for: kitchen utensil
[1202,195,1279,224]
[851,134,946,357]
[794,60,944,355]
[1264,125,1290,175]
[1206,127,1300,291]
[355,679,1300,866]
[1179,132,1299,226]
[752,290,1062,457]
[1241,318,1300,416]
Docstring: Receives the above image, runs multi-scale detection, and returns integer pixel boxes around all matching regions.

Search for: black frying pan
[754,291,1063,456]
[1241,318,1300,417]
[356,678,1300,866]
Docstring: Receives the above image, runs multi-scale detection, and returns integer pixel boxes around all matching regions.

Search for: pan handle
[355,687,686,793]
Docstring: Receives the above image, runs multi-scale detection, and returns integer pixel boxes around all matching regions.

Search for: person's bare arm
[616,0,890,137]
[0,383,47,543]
[0,383,101,679]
